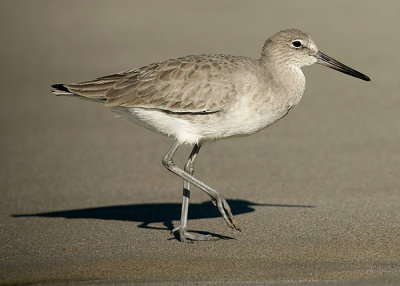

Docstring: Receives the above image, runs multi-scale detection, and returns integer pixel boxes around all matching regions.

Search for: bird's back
[55,54,261,115]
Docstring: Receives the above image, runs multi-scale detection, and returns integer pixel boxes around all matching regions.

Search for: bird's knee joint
[162,157,175,169]
[184,162,195,174]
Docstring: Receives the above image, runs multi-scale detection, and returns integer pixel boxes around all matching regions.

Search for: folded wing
[61,55,250,114]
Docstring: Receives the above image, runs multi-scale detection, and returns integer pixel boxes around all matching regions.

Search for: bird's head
[261,29,370,81]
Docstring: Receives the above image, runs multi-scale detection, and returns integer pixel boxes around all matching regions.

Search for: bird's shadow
[12,200,314,240]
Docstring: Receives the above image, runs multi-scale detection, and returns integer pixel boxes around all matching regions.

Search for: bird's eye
[291,40,302,48]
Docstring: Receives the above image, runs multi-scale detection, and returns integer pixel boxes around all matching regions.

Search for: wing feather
[63,55,258,113]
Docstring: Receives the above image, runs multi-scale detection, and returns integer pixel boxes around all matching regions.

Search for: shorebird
[52,29,370,242]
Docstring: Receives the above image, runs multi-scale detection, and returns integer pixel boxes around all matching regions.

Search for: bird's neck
[258,60,306,112]
[261,60,305,94]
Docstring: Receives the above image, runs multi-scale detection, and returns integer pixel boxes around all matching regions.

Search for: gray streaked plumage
[61,55,257,113]
[52,29,370,242]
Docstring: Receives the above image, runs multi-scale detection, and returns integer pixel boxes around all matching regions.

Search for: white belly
[110,94,298,145]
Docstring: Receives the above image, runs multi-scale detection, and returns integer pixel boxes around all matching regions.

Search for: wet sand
[1,0,399,285]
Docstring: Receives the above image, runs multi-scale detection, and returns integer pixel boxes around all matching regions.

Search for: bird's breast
[225,67,306,135]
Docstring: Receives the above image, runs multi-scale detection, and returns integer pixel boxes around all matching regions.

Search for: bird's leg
[171,143,216,242]
[162,140,240,234]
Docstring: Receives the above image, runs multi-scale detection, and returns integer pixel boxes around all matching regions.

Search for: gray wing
[63,55,254,113]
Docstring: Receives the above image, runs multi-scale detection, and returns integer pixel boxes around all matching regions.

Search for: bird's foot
[212,194,241,231]
[171,226,218,242]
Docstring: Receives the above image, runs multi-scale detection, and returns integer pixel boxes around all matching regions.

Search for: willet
[52,29,370,242]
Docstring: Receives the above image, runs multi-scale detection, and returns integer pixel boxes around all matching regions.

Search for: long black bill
[316,51,370,81]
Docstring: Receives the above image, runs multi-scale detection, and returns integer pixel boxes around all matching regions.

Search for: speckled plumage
[64,55,257,113]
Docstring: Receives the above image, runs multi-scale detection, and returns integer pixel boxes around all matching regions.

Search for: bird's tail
[51,84,73,96]
[51,73,125,101]
[51,82,108,103]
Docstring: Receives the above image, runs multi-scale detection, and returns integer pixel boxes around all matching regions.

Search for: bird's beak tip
[316,51,371,82]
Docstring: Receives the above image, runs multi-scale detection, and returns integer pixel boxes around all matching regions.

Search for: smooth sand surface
[1,0,399,285]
